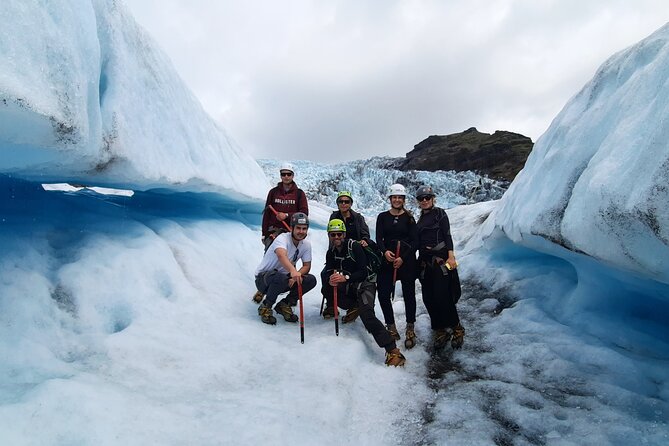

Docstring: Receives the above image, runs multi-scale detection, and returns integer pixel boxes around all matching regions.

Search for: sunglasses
[337,199,352,205]
[418,196,433,202]
[328,232,345,238]
[280,171,293,177]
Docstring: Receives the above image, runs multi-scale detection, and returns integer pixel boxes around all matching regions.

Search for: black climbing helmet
[416,185,435,200]
[291,212,309,228]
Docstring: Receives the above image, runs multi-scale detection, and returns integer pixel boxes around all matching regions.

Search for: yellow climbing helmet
[327,219,347,233]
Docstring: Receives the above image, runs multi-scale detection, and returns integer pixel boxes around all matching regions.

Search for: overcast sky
[126,1,668,163]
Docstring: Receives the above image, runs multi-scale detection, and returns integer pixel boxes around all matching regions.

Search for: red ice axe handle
[268,205,292,232]
[333,274,339,337]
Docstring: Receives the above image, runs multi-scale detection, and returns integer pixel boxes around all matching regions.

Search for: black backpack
[348,239,384,282]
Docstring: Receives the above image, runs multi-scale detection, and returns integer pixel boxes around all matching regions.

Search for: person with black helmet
[375,183,419,349]
[261,162,309,251]
[254,212,316,325]
[415,185,464,349]
[254,162,309,303]
[322,219,406,367]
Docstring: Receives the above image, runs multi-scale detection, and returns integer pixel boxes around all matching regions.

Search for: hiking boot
[252,291,264,303]
[386,323,400,341]
[404,323,416,350]
[385,348,406,367]
[451,323,465,349]
[434,328,451,349]
[258,303,277,325]
[342,307,359,324]
[275,301,298,323]
[322,306,335,319]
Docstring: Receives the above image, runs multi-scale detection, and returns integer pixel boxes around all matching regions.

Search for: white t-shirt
[255,232,312,276]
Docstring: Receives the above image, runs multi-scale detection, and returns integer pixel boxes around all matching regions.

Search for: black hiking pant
[376,261,417,326]
[323,281,396,352]
[255,270,316,307]
[419,262,460,330]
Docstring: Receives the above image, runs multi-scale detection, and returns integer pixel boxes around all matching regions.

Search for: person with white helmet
[254,212,317,324]
[374,183,419,349]
[260,162,309,251]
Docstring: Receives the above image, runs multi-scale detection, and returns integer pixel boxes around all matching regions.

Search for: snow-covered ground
[0,179,433,445]
[1,182,665,445]
[1,1,668,445]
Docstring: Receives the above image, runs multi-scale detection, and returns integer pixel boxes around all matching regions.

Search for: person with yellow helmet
[329,191,371,245]
[322,219,406,366]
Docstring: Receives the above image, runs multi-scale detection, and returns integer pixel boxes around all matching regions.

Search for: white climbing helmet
[279,162,294,174]
[388,183,406,197]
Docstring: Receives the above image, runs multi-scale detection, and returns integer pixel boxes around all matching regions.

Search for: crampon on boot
[274,301,298,323]
[258,303,277,325]
[342,307,359,324]
[404,323,416,350]
[386,323,400,341]
[451,323,465,349]
[434,328,451,349]
[385,348,406,367]
[322,306,335,319]
[252,291,264,303]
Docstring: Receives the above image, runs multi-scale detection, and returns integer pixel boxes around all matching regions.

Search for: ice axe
[268,205,292,232]
[391,240,401,302]
[333,272,340,336]
[298,280,305,344]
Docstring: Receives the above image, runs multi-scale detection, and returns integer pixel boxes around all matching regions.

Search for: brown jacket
[262,182,308,236]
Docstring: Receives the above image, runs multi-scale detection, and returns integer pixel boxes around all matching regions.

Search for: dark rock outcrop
[399,127,533,181]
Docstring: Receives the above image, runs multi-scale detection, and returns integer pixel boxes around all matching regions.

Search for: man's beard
[292,231,307,241]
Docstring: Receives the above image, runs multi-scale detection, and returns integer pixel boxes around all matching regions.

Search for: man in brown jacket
[261,163,309,251]
[253,163,310,304]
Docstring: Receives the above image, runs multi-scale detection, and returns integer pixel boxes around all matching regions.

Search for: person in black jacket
[375,184,418,349]
[415,185,464,349]
[329,191,371,246]
[320,191,373,304]
[321,219,406,367]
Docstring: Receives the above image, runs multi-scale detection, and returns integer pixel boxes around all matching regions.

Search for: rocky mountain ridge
[398,127,534,181]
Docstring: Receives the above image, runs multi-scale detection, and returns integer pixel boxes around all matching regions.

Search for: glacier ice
[0,0,268,199]
[486,23,669,284]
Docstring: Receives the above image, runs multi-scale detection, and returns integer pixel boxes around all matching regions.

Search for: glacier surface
[0,1,668,445]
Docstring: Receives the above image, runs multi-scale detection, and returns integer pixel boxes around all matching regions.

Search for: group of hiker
[252,163,464,367]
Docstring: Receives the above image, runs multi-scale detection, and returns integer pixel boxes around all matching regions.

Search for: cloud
[126,0,669,162]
